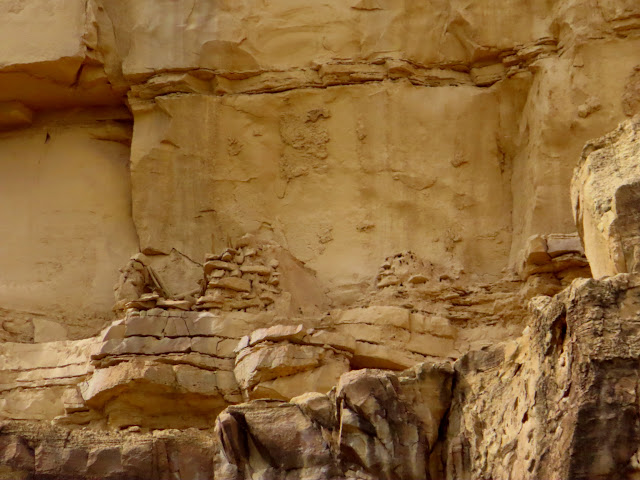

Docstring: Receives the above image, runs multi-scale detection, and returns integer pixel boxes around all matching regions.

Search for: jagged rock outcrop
[572,114,640,278]
[445,273,640,480]
[216,362,454,480]
[1,1,640,479]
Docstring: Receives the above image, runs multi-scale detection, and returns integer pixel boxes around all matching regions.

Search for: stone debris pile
[197,244,281,312]
[113,253,201,314]
[114,243,283,316]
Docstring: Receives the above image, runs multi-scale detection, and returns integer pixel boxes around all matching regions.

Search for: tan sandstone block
[351,342,425,370]
[125,316,167,337]
[250,360,349,401]
[335,306,411,329]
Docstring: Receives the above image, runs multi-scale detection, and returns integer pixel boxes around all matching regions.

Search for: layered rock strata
[0,362,452,480]
[1,0,639,339]
[1,1,640,479]
[0,302,458,428]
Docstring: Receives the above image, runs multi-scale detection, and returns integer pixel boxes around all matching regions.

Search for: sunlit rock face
[572,114,640,279]
[1,1,640,479]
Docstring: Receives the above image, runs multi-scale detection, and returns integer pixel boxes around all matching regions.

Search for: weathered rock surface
[0,422,216,480]
[445,274,640,480]
[572,114,640,278]
[0,110,138,340]
[1,1,640,479]
[0,363,452,480]
[215,363,453,480]
[0,302,459,430]
[2,0,637,339]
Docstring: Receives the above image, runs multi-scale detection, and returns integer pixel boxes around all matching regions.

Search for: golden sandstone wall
[1,1,639,339]
[0,1,639,479]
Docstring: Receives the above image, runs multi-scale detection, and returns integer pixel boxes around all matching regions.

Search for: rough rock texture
[445,274,640,480]
[2,1,640,479]
[572,114,640,278]
[0,423,216,480]
[0,303,458,428]
[0,363,452,480]
[214,363,453,480]
[1,0,639,340]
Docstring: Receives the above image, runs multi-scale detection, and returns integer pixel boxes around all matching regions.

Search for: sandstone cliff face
[2,0,638,338]
[446,273,640,480]
[1,1,640,479]
[573,114,640,278]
